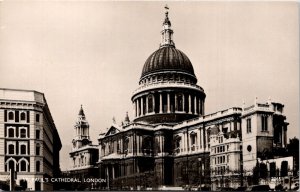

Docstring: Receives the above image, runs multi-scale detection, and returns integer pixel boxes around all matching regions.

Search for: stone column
[162,136,165,154]
[183,94,185,112]
[159,93,163,113]
[137,99,140,117]
[106,167,109,182]
[202,100,205,115]
[152,95,155,113]
[183,132,186,152]
[200,128,203,148]
[137,135,140,154]
[282,126,285,147]
[112,165,115,179]
[199,99,202,115]
[159,136,162,154]
[146,96,149,114]
[194,96,197,115]
[141,97,144,116]
[133,102,136,118]
[175,94,177,111]
[167,93,171,113]
[188,95,192,114]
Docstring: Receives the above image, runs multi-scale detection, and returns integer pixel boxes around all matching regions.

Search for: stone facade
[96,8,291,190]
[0,88,61,191]
[68,106,99,190]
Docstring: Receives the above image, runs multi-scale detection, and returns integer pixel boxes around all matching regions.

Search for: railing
[132,81,204,95]
[244,103,271,113]
[203,107,242,120]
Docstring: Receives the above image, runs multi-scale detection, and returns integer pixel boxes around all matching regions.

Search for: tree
[286,137,299,175]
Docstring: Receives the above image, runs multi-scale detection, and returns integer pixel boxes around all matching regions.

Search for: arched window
[177,94,183,111]
[8,112,14,120]
[20,112,26,121]
[8,128,14,137]
[20,128,26,138]
[148,95,154,113]
[20,145,26,155]
[20,160,27,172]
[36,161,40,172]
[8,144,14,154]
[8,160,15,171]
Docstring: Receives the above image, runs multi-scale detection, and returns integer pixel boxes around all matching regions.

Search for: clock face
[247,145,252,152]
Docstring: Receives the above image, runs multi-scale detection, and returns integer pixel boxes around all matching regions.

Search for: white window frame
[19,127,27,138]
[19,141,28,155]
[7,141,16,155]
[18,158,29,172]
[7,111,14,122]
[19,111,26,122]
[6,157,17,171]
[7,126,16,138]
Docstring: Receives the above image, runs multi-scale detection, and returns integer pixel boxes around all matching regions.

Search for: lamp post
[198,157,202,190]
[266,160,270,185]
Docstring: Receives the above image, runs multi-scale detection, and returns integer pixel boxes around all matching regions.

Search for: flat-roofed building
[0,88,62,191]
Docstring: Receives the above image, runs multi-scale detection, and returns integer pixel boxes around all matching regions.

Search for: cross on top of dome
[160,5,175,48]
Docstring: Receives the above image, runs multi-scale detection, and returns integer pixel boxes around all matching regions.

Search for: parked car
[245,185,271,191]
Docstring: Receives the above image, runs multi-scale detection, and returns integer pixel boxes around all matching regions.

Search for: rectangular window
[246,118,251,133]
[36,130,40,139]
[8,145,14,154]
[36,114,40,122]
[20,129,26,138]
[262,115,268,131]
[36,146,40,156]
[20,145,26,155]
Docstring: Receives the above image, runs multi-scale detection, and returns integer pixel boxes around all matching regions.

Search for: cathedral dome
[141,46,196,80]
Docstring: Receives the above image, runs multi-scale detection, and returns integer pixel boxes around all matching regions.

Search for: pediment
[105,126,120,136]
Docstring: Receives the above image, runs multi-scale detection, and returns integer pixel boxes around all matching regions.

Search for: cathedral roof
[140,6,196,81]
[141,46,196,79]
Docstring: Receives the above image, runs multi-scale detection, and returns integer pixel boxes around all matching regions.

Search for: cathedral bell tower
[72,105,91,150]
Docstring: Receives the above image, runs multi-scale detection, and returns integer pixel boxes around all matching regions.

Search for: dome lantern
[160,5,175,48]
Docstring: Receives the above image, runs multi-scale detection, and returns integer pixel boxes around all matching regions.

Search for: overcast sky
[0,1,298,171]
